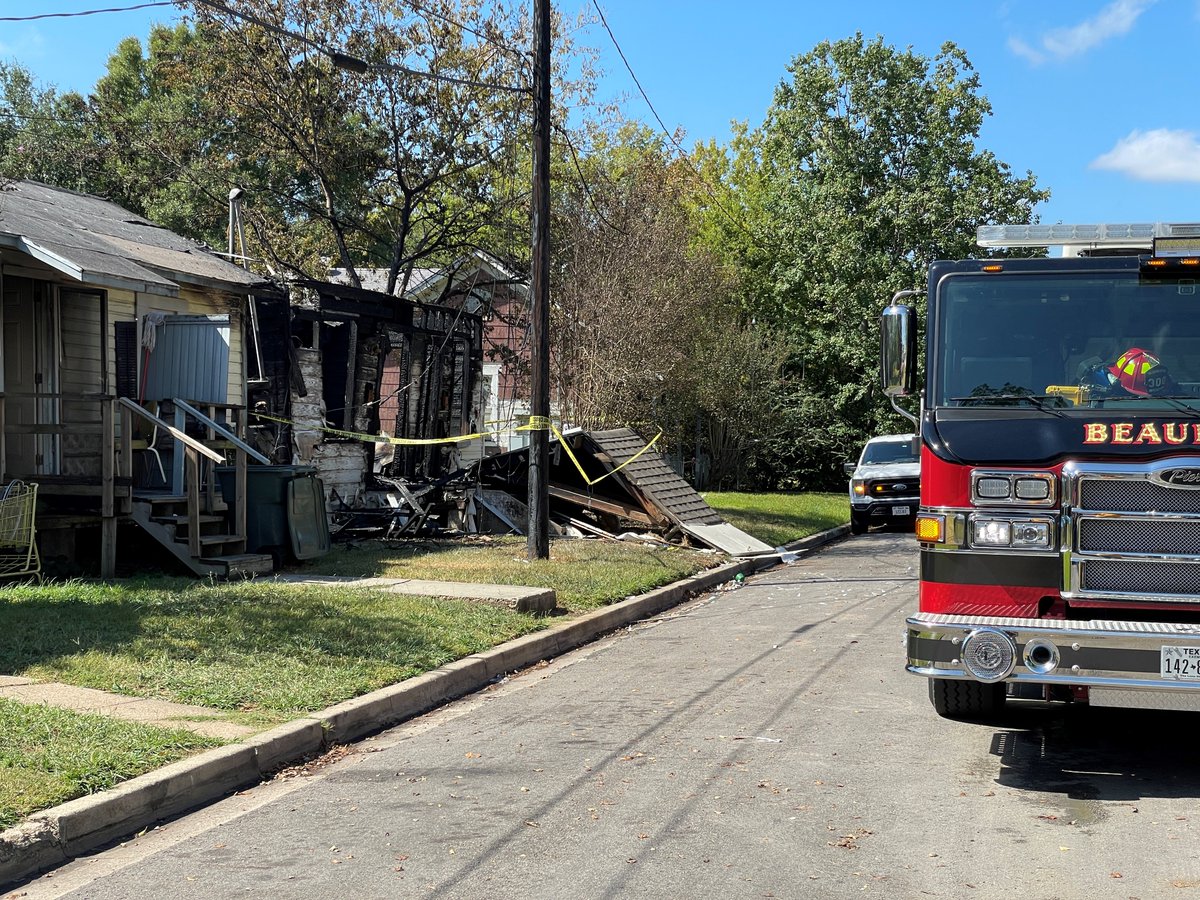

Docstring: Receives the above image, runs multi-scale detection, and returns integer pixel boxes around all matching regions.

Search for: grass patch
[300,537,717,613]
[0,698,218,829]
[704,491,848,547]
[0,539,715,727]
[0,578,544,723]
[0,532,736,827]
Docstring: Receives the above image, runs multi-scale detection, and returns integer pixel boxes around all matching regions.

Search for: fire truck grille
[1081,559,1200,597]
[1074,473,1200,601]
[1079,480,1200,514]
[1078,518,1200,555]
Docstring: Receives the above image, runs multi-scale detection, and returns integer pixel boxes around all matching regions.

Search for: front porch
[3,394,272,578]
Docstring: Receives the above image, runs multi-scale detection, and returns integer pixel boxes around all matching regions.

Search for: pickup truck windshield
[935,272,1200,410]
[862,441,918,465]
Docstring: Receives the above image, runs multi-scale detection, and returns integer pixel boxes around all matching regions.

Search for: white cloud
[0,30,47,64]
[1091,129,1200,183]
[1010,0,1155,65]
[1007,37,1045,65]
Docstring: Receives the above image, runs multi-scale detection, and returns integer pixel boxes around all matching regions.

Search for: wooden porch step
[153,514,226,527]
[133,493,186,504]
[209,553,274,576]
[191,533,245,547]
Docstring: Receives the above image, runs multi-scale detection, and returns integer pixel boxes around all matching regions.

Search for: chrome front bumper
[908,612,1200,693]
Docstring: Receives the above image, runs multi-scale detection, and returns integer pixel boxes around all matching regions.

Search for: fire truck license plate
[1161,646,1200,680]
[892,506,910,517]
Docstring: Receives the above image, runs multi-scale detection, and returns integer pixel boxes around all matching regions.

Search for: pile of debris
[332,427,774,557]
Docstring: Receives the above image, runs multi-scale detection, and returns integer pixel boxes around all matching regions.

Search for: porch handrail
[172,398,269,464]
[115,397,224,464]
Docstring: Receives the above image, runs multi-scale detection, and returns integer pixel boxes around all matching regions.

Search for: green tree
[732,34,1048,487]
[0,64,93,190]
[88,25,236,247]
[179,0,585,286]
[551,123,785,487]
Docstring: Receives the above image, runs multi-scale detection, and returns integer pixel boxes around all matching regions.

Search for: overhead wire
[0,2,174,22]
[398,0,528,63]
[552,122,625,235]
[187,0,529,94]
[589,0,761,248]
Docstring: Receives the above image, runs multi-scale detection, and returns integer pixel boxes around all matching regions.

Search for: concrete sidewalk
[271,574,557,613]
[0,526,847,888]
[0,678,255,741]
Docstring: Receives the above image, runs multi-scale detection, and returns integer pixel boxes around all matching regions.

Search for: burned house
[251,278,485,522]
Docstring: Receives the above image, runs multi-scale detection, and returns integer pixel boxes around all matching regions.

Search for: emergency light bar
[977,223,1200,249]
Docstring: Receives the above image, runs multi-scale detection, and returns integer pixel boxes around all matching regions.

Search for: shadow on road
[989,703,1200,802]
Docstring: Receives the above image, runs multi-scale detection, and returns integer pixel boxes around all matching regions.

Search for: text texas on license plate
[1161,645,1200,680]
[892,506,910,517]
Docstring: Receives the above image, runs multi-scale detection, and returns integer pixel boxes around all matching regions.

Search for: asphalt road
[19,532,1200,899]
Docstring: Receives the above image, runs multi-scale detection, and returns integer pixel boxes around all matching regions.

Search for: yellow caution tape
[548,422,663,487]
[254,412,490,446]
[254,412,664,484]
[520,415,554,431]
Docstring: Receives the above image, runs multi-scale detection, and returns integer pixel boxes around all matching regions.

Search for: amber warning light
[915,514,944,543]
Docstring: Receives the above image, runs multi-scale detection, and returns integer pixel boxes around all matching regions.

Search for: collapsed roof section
[473,427,774,557]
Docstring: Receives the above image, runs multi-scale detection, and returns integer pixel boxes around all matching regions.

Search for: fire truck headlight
[1014,477,1052,501]
[971,470,1057,507]
[1011,521,1052,548]
[975,477,1011,500]
[970,516,1054,550]
[960,628,1017,682]
[972,519,1012,546]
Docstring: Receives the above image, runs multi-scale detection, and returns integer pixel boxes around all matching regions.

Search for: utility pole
[528,0,551,559]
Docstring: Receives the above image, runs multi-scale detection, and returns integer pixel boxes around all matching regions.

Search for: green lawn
[0,491,839,828]
[300,536,715,612]
[704,491,848,547]
[0,698,218,829]
[0,578,545,725]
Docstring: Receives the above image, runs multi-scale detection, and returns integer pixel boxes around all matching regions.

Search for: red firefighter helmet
[1109,347,1164,396]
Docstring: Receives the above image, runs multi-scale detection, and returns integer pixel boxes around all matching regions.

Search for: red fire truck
[892,224,1200,718]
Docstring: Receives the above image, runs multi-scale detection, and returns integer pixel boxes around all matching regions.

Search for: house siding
[59,288,107,476]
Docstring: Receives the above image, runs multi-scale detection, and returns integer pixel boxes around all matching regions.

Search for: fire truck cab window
[936,274,1200,409]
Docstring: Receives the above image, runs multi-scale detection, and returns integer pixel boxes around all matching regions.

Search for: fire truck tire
[928,678,1006,719]
[849,511,868,535]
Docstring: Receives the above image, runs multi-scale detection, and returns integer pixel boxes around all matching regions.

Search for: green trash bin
[215,465,330,564]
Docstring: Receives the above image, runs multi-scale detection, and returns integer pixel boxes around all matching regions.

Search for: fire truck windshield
[934,272,1200,410]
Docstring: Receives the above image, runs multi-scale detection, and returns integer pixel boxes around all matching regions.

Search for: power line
[552,122,625,236]
[590,0,760,247]
[0,2,174,22]
[188,0,528,95]
[399,0,528,63]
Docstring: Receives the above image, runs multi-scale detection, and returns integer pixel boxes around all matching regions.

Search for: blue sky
[3,0,1199,226]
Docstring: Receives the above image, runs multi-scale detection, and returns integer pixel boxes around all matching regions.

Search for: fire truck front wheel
[928,678,1006,719]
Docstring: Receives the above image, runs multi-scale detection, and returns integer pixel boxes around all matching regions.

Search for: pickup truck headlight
[851,478,866,497]
[970,515,1054,550]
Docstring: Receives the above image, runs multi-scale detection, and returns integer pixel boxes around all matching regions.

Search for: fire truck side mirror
[881,301,917,397]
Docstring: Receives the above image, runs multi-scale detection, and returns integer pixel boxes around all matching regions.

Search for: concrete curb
[0,524,848,888]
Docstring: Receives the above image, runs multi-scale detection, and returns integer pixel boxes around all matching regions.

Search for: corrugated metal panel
[143,314,230,404]
[587,428,724,526]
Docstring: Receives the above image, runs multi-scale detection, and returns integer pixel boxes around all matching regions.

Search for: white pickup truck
[845,433,920,534]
